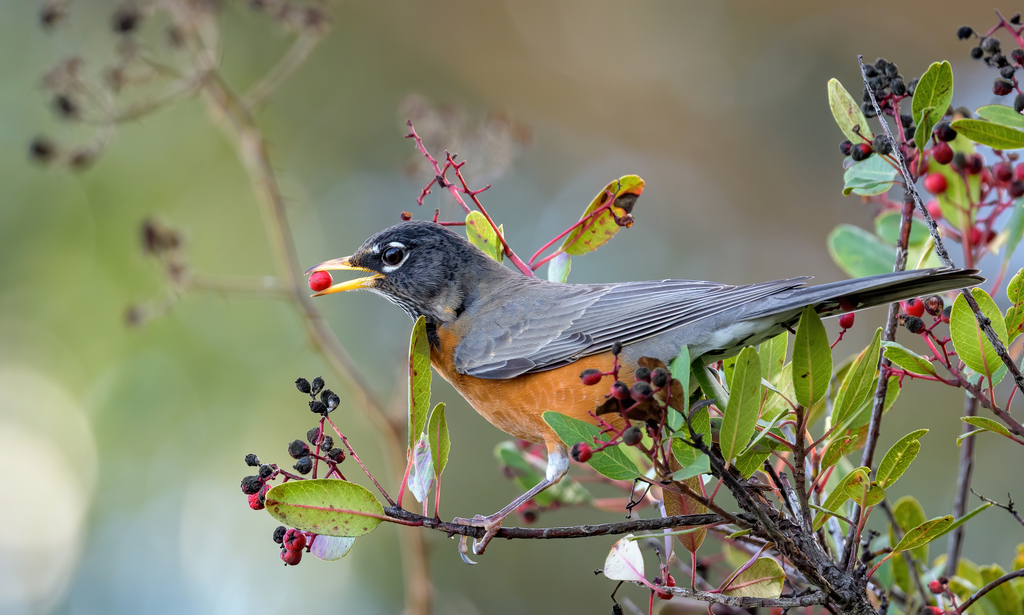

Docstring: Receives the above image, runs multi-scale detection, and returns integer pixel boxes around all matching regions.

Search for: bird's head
[305,220,508,322]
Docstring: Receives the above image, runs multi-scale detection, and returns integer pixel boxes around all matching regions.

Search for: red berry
[656,589,674,600]
[283,528,307,552]
[967,227,983,246]
[248,492,265,510]
[665,573,676,587]
[400,211,412,221]
[967,154,984,175]
[932,142,954,165]
[925,607,944,615]
[308,270,333,292]
[1015,163,1024,181]
[580,368,604,386]
[926,200,943,220]
[1010,180,1024,198]
[928,579,944,594]
[902,298,925,318]
[924,173,948,194]
[981,168,994,186]
[571,442,593,462]
[609,381,630,401]
[995,161,1014,182]
[838,312,855,330]
[280,548,302,566]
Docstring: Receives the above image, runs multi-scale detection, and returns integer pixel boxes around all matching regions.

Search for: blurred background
[2,1,1021,613]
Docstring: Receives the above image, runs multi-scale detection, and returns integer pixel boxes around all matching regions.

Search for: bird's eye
[382,246,405,266]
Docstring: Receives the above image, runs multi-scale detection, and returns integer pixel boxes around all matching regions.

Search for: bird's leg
[454,444,570,557]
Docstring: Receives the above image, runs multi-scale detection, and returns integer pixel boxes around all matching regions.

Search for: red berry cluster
[274,526,309,566]
[899,295,945,335]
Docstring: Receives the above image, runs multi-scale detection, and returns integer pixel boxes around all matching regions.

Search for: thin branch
[856,53,1024,404]
[655,585,828,609]
[945,395,978,577]
[971,490,1024,528]
[383,506,721,539]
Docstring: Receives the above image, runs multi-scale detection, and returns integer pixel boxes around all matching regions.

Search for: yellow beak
[305,256,383,297]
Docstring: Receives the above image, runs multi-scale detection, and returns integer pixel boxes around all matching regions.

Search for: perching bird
[307,220,982,555]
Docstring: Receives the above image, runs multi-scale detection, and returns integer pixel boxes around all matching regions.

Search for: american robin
[307,220,981,555]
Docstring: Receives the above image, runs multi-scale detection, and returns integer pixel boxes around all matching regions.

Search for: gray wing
[453,277,809,379]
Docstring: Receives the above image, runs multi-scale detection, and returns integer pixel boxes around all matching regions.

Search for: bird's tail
[744,267,985,320]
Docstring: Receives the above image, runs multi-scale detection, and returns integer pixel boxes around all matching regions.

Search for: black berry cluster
[958,16,1024,102]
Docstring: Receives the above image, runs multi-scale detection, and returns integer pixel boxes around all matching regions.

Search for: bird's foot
[452,513,503,558]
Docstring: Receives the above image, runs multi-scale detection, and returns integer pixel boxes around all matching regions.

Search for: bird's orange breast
[430,326,629,445]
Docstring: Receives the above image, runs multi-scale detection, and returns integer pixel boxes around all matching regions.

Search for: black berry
[309,400,328,415]
[258,464,274,479]
[321,436,334,450]
[903,316,926,334]
[327,447,345,462]
[971,47,984,59]
[891,77,906,96]
[245,453,260,467]
[1016,94,1024,114]
[288,439,310,459]
[1001,66,1017,79]
[611,341,623,356]
[306,427,320,445]
[1013,49,1024,66]
[851,143,873,161]
[111,7,141,34]
[241,475,262,494]
[651,368,669,388]
[630,382,654,403]
[293,456,313,475]
[872,135,893,155]
[310,377,325,396]
[934,122,957,142]
[610,381,630,401]
[994,78,1014,97]
[622,426,643,446]
[295,377,311,394]
[982,37,1001,54]
[29,136,56,163]
[924,295,944,316]
[957,25,973,39]
[1010,180,1024,198]
[273,525,287,544]
[840,140,853,156]
[634,366,651,382]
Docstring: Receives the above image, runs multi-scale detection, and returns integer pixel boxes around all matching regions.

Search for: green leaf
[793,306,832,408]
[722,557,785,599]
[828,78,874,144]
[408,316,431,449]
[976,104,1024,128]
[843,155,898,196]
[820,434,859,470]
[874,210,930,246]
[426,403,449,479]
[813,467,869,531]
[876,429,928,489]
[950,288,1009,384]
[891,496,928,563]
[980,564,1023,615]
[882,341,938,377]
[547,252,571,283]
[560,175,644,256]
[265,479,384,537]
[542,412,640,480]
[951,118,1024,149]
[842,469,886,508]
[932,502,993,542]
[1005,268,1024,343]
[670,454,710,480]
[892,515,955,554]
[465,211,503,261]
[915,106,937,153]
[734,443,773,479]
[762,362,794,422]
[827,224,898,278]
[695,365,729,409]
[833,328,882,429]
[672,405,710,468]
[1004,201,1024,269]
[960,416,1016,442]
[720,347,761,468]
[912,61,954,127]
[668,346,691,430]
[494,441,590,507]
[759,333,788,388]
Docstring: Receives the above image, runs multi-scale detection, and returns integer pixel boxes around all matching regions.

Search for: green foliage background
[0,1,1018,613]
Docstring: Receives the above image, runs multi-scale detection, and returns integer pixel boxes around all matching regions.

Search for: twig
[880,501,931,608]
[956,569,1024,613]
[856,53,1024,405]
[383,507,720,539]
[971,490,1024,528]
[656,585,828,609]
[944,395,978,576]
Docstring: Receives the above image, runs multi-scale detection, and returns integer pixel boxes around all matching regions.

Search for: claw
[457,535,477,565]
[453,514,504,555]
